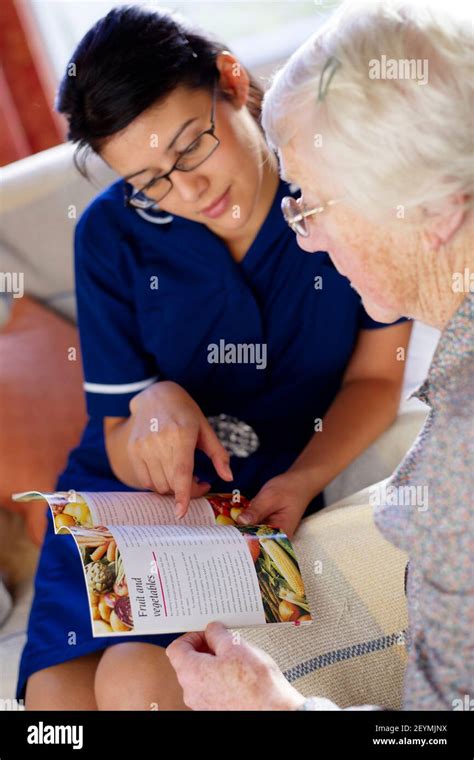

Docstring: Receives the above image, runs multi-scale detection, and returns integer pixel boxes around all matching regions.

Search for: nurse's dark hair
[56,5,264,177]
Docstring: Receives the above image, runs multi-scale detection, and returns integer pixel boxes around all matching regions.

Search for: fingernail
[175,502,184,518]
[238,512,251,524]
[224,465,233,480]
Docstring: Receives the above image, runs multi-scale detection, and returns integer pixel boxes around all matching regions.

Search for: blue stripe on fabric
[283,629,407,683]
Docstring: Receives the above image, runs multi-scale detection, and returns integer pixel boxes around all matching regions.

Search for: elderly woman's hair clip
[317,56,341,102]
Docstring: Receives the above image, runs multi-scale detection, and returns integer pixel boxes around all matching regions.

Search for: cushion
[233,482,409,710]
[0,576,34,703]
[0,142,116,327]
[0,296,87,544]
[324,320,438,505]
[0,579,12,629]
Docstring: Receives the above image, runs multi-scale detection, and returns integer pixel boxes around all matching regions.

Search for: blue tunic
[16,178,404,700]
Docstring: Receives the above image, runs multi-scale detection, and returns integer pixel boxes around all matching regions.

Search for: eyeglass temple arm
[292,199,341,223]
[291,205,324,223]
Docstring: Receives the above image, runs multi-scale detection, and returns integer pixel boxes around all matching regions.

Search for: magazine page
[66,523,312,636]
[12,490,250,532]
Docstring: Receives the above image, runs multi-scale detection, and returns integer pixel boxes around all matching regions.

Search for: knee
[94,643,179,711]
[94,645,146,710]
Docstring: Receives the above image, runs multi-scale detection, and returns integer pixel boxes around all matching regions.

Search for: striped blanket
[233,482,408,710]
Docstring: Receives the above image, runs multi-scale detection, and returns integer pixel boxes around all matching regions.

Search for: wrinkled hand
[237,471,316,538]
[128,381,233,516]
[166,622,305,711]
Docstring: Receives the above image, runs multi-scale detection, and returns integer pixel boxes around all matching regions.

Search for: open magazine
[13,490,312,637]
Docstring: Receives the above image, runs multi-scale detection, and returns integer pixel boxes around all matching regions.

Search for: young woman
[17,6,410,710]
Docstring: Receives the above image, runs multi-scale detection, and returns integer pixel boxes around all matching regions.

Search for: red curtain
[0,0,65,166]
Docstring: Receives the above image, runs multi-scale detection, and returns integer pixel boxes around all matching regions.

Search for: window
[30,0,339,82]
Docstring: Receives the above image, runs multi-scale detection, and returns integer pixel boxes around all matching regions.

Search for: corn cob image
[259,539,305,597]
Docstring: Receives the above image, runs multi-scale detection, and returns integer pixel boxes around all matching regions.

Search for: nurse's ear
[215,50,250,109]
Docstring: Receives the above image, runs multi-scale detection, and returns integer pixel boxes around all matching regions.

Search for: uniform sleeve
[74,204,159,417]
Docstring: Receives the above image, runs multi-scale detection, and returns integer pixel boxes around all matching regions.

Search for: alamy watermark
[369,55,428,85]
[0,271,24,298]
[452,268,474,293]
[0,697,25,710]
[452,694,474,711]
[369,482,429,512]
[207,340,267,370]
[27,721,83,750]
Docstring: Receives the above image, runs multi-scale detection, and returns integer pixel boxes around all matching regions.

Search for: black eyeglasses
[124,84,220,210]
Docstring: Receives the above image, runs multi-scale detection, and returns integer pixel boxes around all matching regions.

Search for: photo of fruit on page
[13,491,312,636]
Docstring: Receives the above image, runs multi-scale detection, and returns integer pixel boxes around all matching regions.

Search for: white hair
[262,0,474,216]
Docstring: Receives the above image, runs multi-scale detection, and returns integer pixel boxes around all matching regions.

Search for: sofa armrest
[0,296,87,545]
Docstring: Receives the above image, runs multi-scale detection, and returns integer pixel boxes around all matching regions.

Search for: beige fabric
[0,143,116,326]
[324,407,427,504]
[233,485,409,710]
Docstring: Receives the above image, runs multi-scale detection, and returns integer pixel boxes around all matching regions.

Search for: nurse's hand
[237,471,315,538]
[128,381,233,516]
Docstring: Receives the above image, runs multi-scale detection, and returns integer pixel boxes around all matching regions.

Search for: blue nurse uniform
[16,178,405,700]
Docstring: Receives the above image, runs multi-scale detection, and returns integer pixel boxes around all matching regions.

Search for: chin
[361,296,402,324]
[296,235,315,253]
[218,203,254,231]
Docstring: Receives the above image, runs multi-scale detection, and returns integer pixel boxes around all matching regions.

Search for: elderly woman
[167,0,473,710]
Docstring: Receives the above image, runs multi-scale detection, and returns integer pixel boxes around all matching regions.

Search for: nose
[171,172,209,204]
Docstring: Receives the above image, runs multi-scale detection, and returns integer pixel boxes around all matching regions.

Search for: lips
[200,186,231,218]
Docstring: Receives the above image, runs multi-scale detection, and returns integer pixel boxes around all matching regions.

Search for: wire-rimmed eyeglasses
[281,195,342,237]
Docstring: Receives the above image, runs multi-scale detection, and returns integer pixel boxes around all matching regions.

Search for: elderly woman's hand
[166,622,305,711]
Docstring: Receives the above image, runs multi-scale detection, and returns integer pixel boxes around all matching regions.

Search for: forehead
[279,133,337,198]
[278,142,311,186]
[100,86,210,176]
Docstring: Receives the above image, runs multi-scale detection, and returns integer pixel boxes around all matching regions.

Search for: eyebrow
[123,117,199,181]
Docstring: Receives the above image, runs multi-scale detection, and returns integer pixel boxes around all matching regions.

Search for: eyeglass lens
[130,133,219,208]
